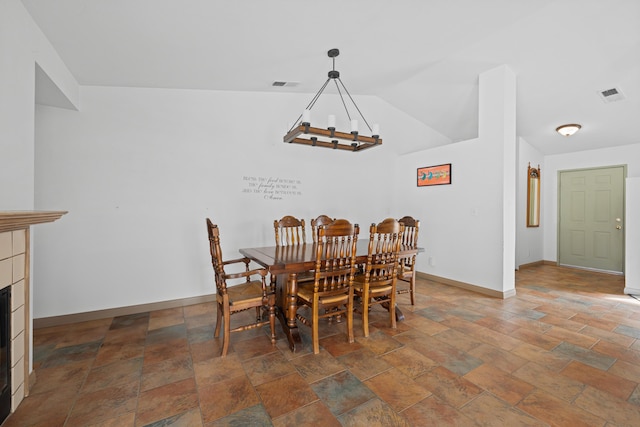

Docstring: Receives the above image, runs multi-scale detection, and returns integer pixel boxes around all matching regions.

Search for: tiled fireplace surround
[0,212,66,415]
[0,228,28,413]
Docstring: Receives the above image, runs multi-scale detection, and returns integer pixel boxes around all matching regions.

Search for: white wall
[33,86,435,317]
[625,177,640,294]
[1,0,79,380]
[516,137,544,267]
[0,0,78,209]
[394,66,517,295]
[1,0,36,208]
[543,143,640,264]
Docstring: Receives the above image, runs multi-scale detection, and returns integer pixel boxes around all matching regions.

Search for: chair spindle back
[274,215,306,246]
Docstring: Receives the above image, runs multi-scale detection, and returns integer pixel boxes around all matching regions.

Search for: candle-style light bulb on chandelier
[283,49,382,152]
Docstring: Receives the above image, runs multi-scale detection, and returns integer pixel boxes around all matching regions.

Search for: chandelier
[283,49,382,152]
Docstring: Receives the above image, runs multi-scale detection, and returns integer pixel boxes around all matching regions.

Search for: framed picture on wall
[417,163,452,187]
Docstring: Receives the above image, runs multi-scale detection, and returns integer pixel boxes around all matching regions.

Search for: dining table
[239,241,422,352]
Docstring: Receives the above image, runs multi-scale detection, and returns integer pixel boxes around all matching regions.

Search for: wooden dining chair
[295,219,359,354]
[397,216,420,305]
[273,215,313,286]
[206,219,276,357]
[274,215,307,246]
[310,215,334,243]
[353,218,404,337]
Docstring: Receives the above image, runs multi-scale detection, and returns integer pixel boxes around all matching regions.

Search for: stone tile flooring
[4,265,640,426]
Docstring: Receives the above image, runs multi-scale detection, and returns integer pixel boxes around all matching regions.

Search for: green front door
[558,166,625,273]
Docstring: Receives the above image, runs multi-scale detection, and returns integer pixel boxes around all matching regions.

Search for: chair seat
[353,278,393,296]
[297,282,350,305]
[223,280,267,306]
[297,271,315,282]
[398,267,413,280]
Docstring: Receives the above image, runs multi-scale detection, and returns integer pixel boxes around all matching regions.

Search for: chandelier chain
[333,79,352,122]
[336,78,373,133]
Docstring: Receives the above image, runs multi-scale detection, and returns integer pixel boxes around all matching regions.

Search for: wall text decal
[241,176,303,200]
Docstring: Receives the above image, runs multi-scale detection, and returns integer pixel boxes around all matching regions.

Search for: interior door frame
[556,164,626,274]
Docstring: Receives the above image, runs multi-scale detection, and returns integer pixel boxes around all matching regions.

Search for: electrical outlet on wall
[428,256,435,266]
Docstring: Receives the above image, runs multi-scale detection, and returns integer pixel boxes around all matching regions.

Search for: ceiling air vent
[272,81,299,87]
[598,87,625,103]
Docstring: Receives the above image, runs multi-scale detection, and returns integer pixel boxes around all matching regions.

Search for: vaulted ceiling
[22,0,640,155]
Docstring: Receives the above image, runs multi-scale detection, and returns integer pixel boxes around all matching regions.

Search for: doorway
[558,165,625,273]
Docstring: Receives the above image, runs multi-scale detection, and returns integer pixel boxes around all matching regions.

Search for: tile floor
[4,265,640,426]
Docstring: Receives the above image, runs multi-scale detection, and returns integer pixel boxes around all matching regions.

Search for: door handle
[616,225,622,230]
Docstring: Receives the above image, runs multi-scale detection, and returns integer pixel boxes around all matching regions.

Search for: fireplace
[0,287,9,423]
[0,227,26,421]
[0,211,66,419]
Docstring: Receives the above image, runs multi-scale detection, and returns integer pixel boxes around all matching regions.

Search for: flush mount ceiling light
[556,124,582,137]
[283,49,381,152]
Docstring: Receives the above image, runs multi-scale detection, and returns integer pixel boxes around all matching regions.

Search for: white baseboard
[416,271,515,299]
[34,294,216,329]
[35,270,523,328]
[624,287,640,296]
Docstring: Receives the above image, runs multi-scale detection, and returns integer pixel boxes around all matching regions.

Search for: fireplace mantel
[0,211,67,233]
